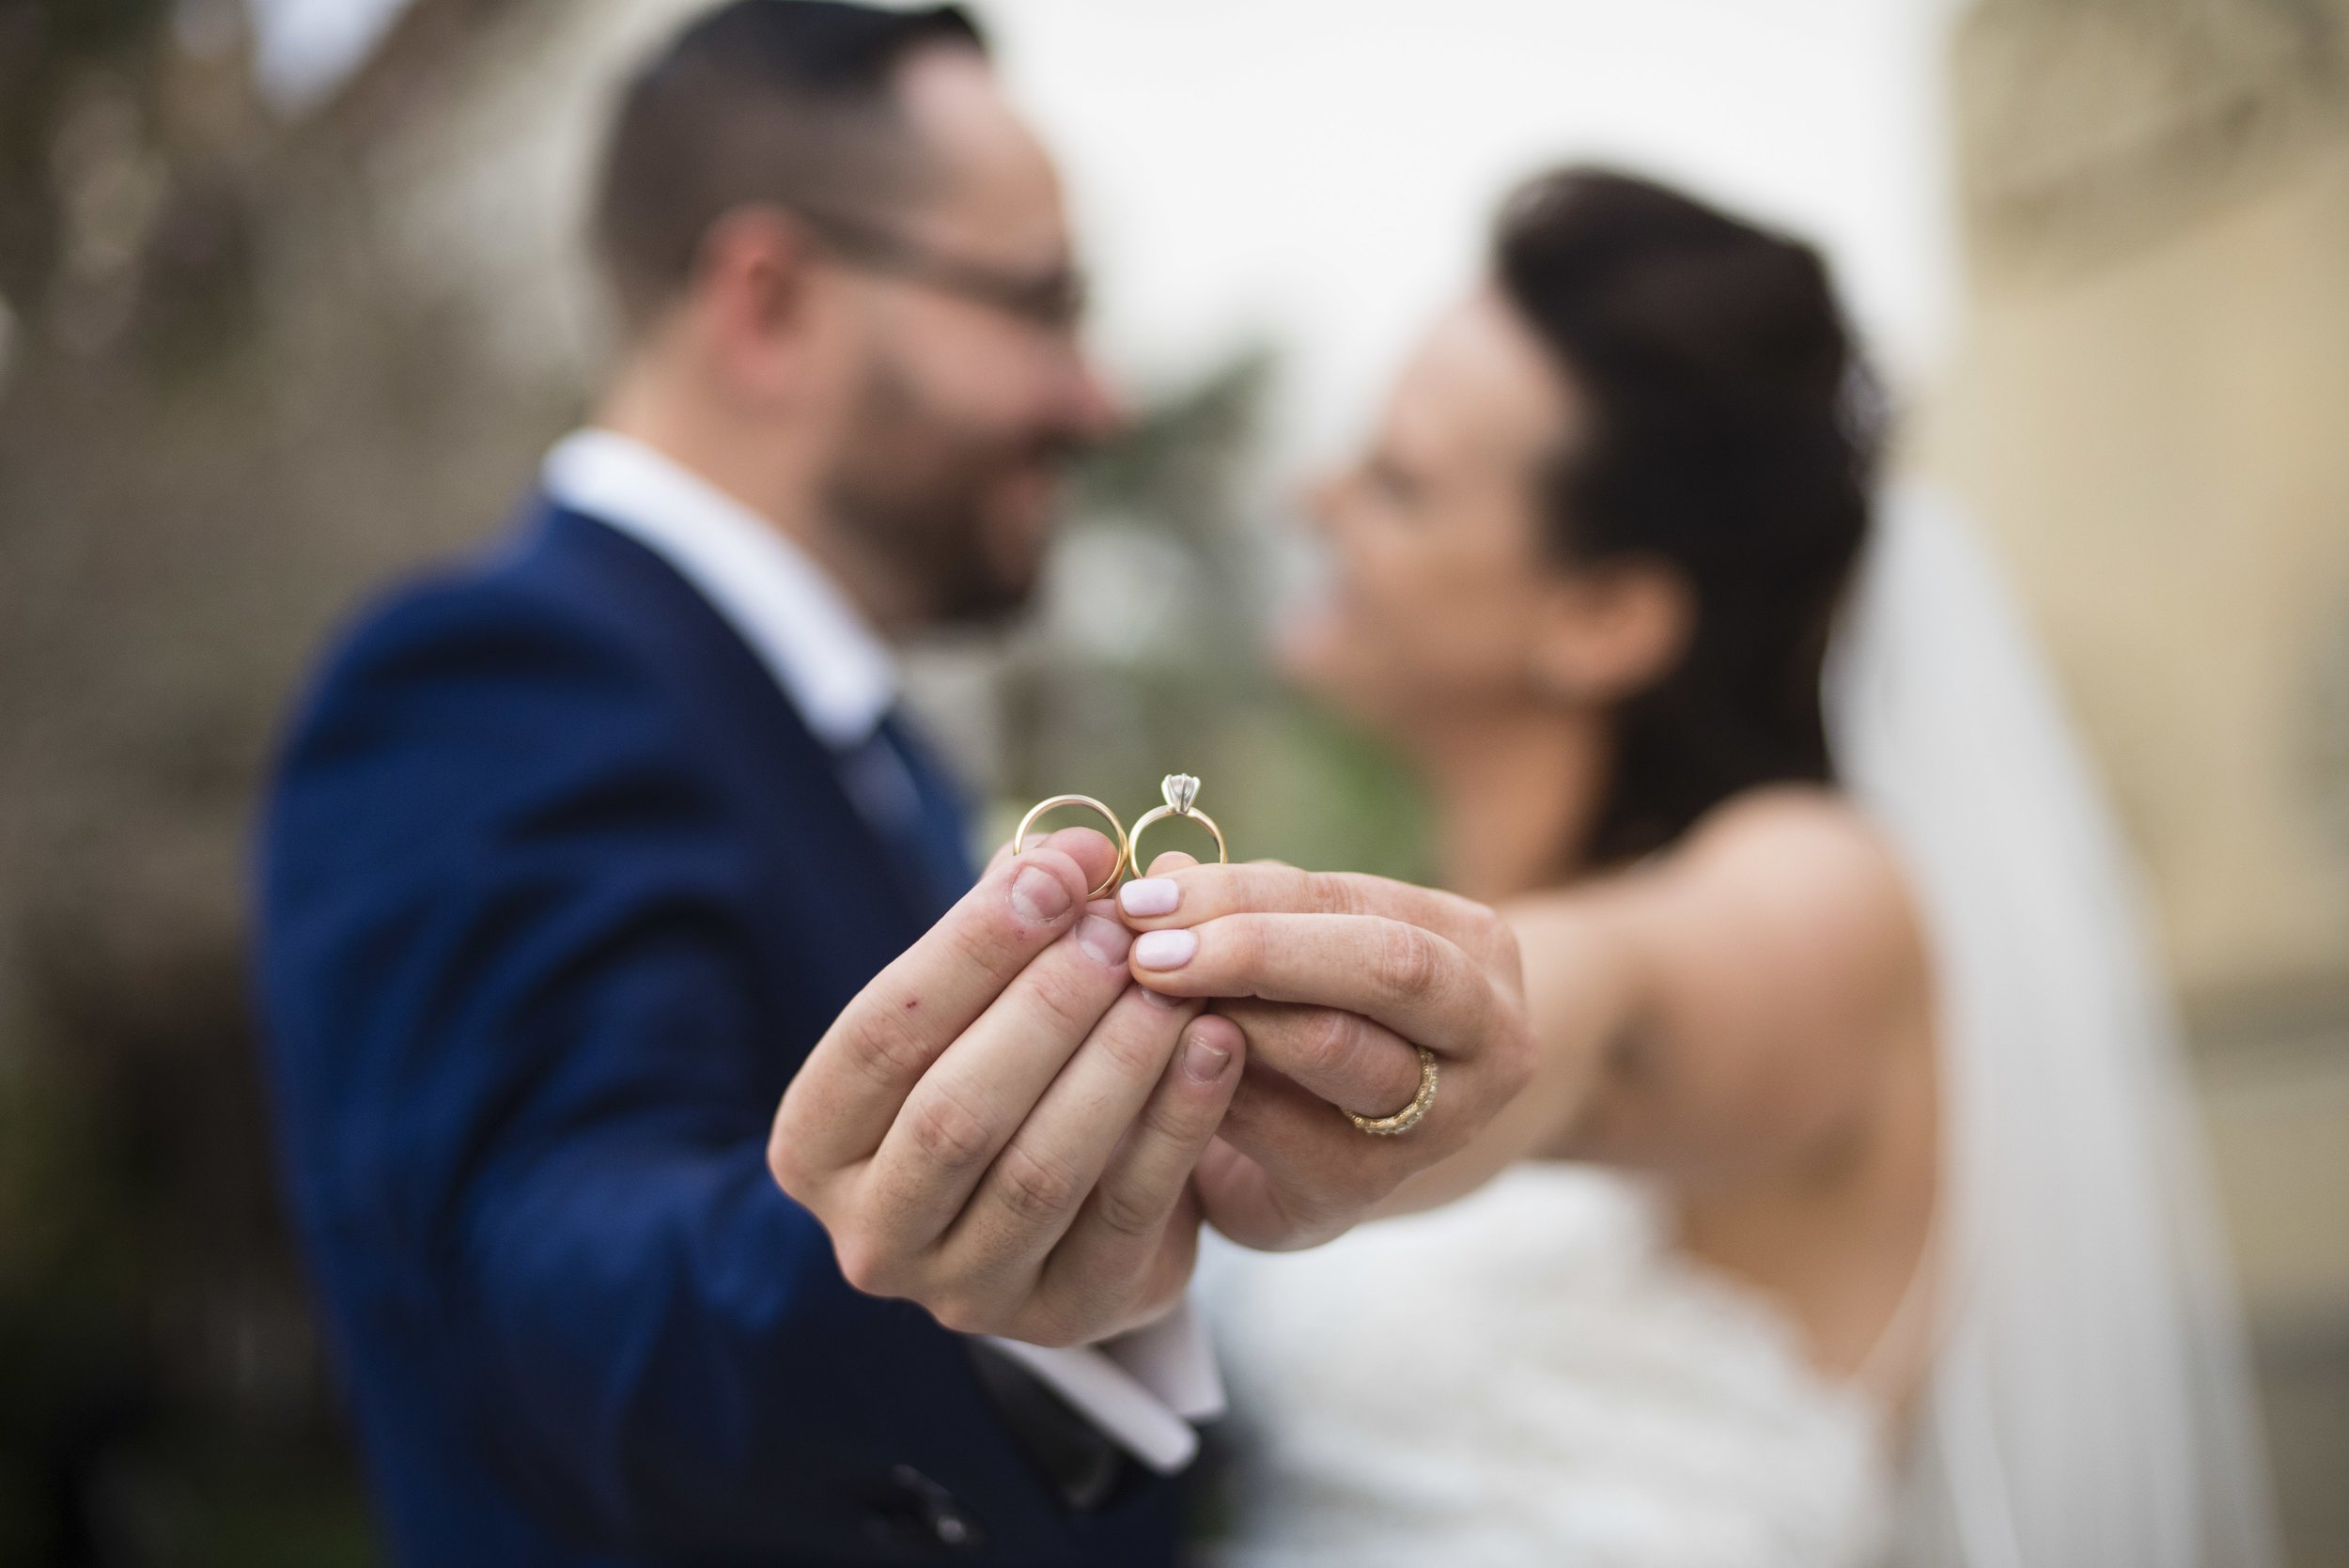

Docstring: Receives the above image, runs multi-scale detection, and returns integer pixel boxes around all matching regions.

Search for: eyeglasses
[794,206,1089,336]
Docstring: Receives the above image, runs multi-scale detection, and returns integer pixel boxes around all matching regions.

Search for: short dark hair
[592,1,987,327]
[1493,167,1881,867]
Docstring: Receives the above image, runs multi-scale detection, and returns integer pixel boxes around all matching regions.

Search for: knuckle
[766,1127,804,1196]
[1477,907,1524,985]
[989,1141,1086,1225]
[1268,1172,1349,1242]
[1375,921,1444,1002]
[905,1087,996,1172]
[1138,1093,1210,1157]
[1492,913,1522,972]
[1013,1298,1086,1350]
[845,1014,935,1094]
[1302,869,1361,916]
[928,1290,992,1337]
[833,1234,898,1297]
[1142,1228,1199,1307]
[1229,915,1274,978]
[1091,1007,1175,1082]
[1091,1175,1168,1241]
[1026,961,1107,1040]
[1431,885,1482,924]
[1299,1008,1365,1079]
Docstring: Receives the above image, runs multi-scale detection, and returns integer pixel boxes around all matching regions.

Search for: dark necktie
[846,706,976,924]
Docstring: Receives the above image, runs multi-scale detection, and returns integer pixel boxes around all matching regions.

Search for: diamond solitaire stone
[1161,772,1201,814]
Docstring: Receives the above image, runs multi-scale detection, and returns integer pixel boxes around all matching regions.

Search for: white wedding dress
[1201,493,2278,1568]
[1200,1167,1896,1568]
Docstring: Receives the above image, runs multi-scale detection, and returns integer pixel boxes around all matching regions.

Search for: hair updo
[1493,167,1881,866]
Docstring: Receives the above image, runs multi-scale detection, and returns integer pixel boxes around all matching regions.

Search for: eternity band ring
[1345,1045,1439,1136]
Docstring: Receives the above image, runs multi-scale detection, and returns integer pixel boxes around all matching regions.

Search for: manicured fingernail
[1119,877,1180,917]
[1075,914,1132,967]
[1182,1026,1234,1084]
[1011,864,1072,925]
[1132,929,1197,970]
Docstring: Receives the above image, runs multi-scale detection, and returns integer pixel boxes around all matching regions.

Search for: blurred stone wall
[1915,2,2349,1560]
[0,1,591,1556]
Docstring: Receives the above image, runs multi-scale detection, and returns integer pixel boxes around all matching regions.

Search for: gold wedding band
[1013,794,1129,899]
[1125,772,1228,878]
[1346,1046,1439,1136]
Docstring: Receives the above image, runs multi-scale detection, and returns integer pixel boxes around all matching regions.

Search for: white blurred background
[249,0,1967,445]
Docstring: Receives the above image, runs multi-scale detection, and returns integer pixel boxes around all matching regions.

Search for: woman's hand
[1114,855,1536,1249]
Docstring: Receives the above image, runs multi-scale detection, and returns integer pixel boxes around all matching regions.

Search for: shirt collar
[542,428,896,749]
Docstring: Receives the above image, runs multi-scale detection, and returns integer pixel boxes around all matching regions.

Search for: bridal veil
[1826,489,2279,1568]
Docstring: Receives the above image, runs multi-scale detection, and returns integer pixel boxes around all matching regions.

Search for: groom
[257,4,1529,1564]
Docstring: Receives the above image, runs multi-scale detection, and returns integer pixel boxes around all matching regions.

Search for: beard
[821,353,1080,629]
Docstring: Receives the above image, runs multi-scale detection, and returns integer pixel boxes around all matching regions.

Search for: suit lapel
[535,499,936,962]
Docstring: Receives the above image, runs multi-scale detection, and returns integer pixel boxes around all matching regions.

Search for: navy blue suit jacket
[256,501,1181,1565]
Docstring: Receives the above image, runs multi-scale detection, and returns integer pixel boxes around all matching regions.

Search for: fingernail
[1119,877,1181,917]
[1075,914,1132,967]
[1182,1026,1234,1084]
[1132,929,1197,970]
[1011,864,1073,925]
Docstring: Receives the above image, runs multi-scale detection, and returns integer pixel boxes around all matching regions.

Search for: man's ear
[687,205,826,400]
[1529,558,1694,705]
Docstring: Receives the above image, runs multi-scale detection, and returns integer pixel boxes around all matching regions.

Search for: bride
[1117,168,2277,1566]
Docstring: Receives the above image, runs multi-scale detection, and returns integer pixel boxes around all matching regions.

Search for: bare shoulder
[1655,785,1928,1001]
[1675,786,1911,909]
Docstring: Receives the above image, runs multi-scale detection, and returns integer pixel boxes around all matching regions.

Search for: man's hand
[770,829,1244,1347]
[1113,855,1534,1250]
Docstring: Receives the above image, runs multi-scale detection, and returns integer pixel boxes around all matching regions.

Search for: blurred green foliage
[985,347,1432,885]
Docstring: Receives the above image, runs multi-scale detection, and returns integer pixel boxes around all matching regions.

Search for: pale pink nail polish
[1075,914,1133,967]
[1132,928,1197,970]
[1118,877,1180,917]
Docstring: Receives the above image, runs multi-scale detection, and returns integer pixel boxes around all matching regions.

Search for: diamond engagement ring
[1124,772,1228,878]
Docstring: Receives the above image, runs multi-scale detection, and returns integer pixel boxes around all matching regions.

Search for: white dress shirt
[541,429,1223,1473]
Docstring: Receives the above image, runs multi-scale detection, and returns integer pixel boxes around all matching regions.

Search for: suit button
[866,1463,988,1555]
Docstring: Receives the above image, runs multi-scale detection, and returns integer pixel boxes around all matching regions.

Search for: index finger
[1128,911,1497,1063]
[774,827,1121,1175]
[1117,862,1504,960]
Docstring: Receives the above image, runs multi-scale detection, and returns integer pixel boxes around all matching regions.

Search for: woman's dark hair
[1493,166,1881,866]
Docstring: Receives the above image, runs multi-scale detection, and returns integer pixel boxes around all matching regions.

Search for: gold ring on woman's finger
[1345,1046,1439,1136]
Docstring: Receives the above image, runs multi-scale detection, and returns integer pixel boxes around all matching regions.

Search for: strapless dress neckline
[1196,1161,1895,1568]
